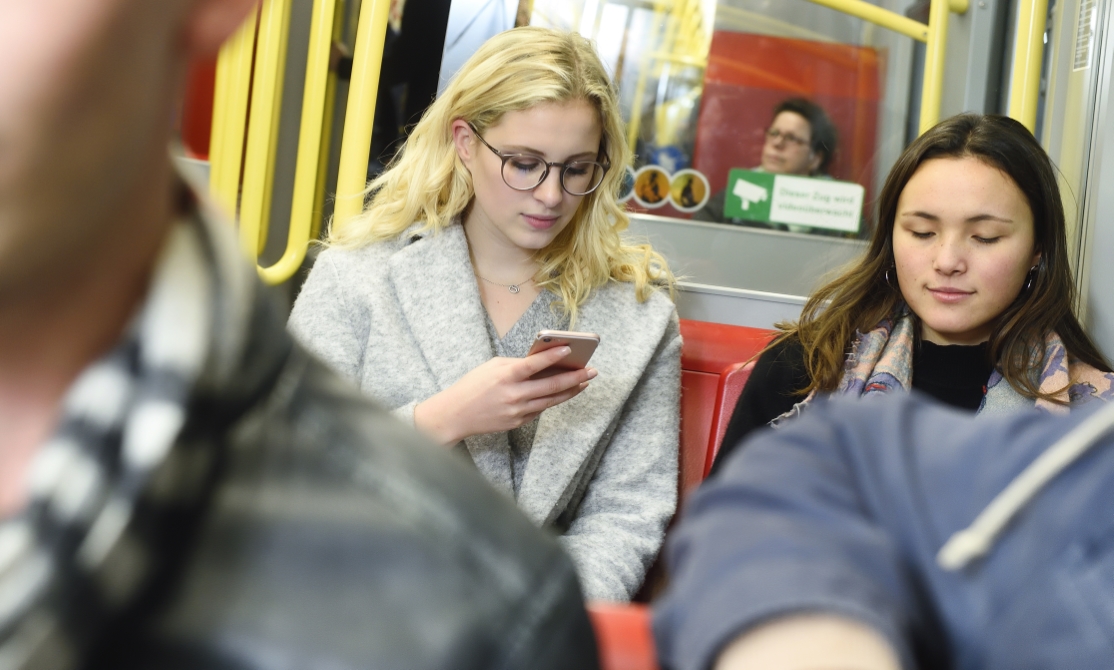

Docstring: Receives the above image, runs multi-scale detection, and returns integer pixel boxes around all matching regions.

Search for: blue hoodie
[654,393,1114,670]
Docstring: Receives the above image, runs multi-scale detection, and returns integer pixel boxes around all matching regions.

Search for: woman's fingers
[419,355,598,441]
[521,345,573,378]
[522,378,593,416]
[520,365,596,398]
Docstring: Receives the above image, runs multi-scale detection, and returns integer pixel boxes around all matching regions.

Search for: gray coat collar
[388,223,674,525]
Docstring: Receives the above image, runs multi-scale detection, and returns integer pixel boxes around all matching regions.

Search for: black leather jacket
[81,291,600,669]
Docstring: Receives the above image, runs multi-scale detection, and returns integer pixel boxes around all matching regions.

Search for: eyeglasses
[765,128,810,148]
[469,124,609,196]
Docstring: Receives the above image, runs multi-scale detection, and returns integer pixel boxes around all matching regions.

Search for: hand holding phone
[413,332,599,446]
[526,330,600,379]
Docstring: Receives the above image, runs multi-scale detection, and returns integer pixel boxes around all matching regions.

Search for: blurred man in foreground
[655,393,1114,669]
[0,1,597,668]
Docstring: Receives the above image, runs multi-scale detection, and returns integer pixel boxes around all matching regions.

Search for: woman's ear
[451,119,475,167]
[182,0,261,58]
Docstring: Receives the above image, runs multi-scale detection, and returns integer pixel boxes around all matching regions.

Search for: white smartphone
[526,330,600,379]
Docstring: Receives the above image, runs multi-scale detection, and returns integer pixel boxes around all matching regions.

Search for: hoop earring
[1024,264,1038,292]
[884,266,895,287]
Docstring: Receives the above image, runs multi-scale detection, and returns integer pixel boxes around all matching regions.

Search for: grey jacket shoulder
[88,292,599,670]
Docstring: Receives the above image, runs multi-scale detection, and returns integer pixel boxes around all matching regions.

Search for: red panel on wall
[180,56,218,160]
[693,31,880,207]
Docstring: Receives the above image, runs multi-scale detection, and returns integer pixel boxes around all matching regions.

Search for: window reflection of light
[595,4,629,76]
[700,0,717,41]
[579,0,600,35]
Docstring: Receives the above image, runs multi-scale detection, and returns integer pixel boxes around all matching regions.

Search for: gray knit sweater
[288,223,681,601]
[483,291,568,497]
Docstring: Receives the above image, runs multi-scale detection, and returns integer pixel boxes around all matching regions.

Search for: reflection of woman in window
[713,114,1114,471]
[759,97,838,177]
[289,27,680,602]
[694,97,838,225]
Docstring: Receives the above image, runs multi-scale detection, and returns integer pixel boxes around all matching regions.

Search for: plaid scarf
[773,311,1114,427]
[0,193,252,669]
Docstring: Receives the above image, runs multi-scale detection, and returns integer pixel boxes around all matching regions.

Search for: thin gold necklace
[475,272,534,294]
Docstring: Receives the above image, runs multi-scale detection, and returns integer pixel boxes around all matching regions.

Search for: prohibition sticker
[633,165,670,208]
[669,169,710,212]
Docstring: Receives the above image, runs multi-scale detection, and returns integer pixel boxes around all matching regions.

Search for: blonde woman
[289,27,680,602]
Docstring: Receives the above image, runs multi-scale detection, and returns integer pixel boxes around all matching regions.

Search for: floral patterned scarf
[773,311,1114,426]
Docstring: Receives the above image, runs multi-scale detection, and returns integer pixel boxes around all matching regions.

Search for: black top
[711,334,993,474]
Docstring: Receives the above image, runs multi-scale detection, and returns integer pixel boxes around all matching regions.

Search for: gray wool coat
[288,223,681,601]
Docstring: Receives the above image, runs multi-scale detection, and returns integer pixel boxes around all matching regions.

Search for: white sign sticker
[768,175,865,233]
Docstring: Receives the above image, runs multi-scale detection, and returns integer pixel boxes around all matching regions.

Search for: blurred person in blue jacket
[0,1,598,668]
[655,392,1114,669]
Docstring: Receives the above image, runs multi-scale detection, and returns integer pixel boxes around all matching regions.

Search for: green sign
[723,169,864,233]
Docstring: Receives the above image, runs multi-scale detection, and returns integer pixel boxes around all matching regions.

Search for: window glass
[527,0,924,295]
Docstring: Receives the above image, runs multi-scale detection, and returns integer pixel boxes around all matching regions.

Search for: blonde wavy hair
[328,26,675,324]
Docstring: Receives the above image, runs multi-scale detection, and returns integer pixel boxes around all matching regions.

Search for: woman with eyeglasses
[289,27,680,602]
[760,98,838,177]
[711,114,1114,475]
[694,97,839,227]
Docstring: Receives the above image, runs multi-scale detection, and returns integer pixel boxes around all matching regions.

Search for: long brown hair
[780,113,1111,401]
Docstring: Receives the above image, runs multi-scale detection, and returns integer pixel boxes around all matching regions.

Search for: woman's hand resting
[414,346,597,446]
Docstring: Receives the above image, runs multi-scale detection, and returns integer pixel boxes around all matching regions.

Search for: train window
[514,0,938,325]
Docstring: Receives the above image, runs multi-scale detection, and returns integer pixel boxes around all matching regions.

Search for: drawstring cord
[937,401,1114,571]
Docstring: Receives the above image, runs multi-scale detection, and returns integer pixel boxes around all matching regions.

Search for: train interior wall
[184,0,1114,361]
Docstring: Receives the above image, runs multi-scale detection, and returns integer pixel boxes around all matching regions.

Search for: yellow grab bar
[806,0,929,42]
[257,0,342,284]
[332,0,394,229]
[805,0,968,42]
[312,1,346,241]
[209,8,259,216]
[803,0,967,134]
[1008,0,1050,133]
[919,0,955,132]
[238,0,293,260]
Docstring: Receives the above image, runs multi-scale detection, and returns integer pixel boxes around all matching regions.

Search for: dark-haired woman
[713,113,1114,473]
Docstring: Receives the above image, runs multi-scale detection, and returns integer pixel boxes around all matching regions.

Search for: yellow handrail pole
[804,0,929,42]
[258,0,340,284]
[209,8,259,216]
[239,0,293,260]
[312,70,339,240]
[1008,0,1049,132]
[312,0,347,241]
[801,0,969,135]
[333,0,392,229]
[209,38,232,198]
[219,17,259,212]
[918,0,954,133]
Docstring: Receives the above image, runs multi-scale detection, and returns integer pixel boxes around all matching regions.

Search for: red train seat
[678,320,775,498]
[705,360,757,477]
[635,320,775,602]
[588,602,658,670]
